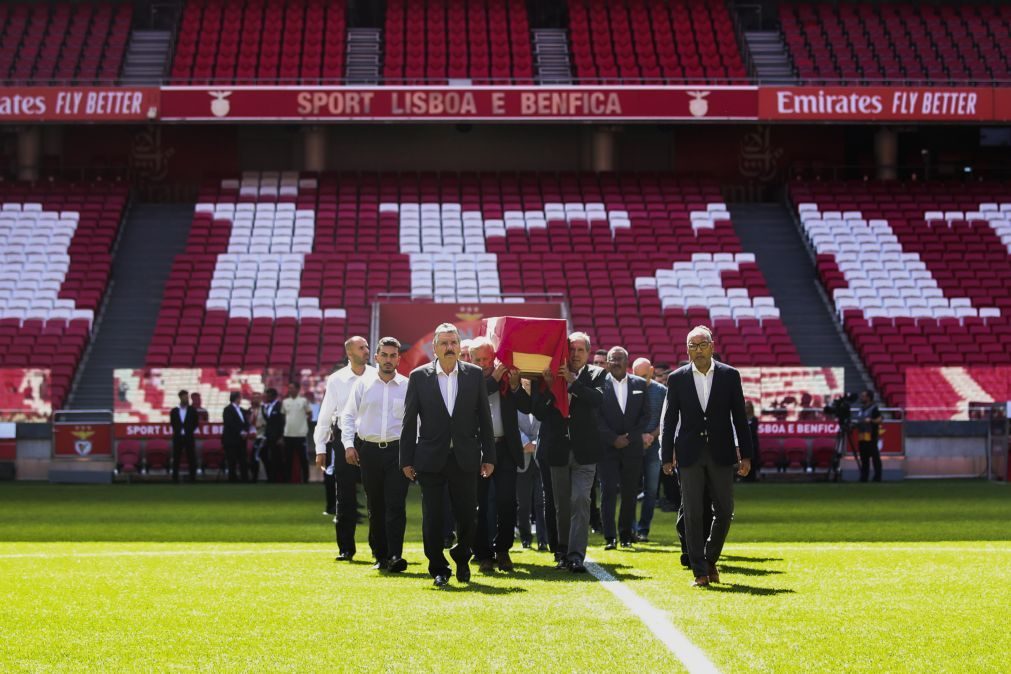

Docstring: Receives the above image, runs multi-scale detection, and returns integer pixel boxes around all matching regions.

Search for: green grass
[1,482,1008,672]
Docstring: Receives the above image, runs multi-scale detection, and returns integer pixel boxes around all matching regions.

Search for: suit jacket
[222,405,247,444]
[516,364,606,467]
[660,361,753,468]
[597,374,651,455]
[170,405,198,444]
[262,400,285,443]
[485,375,525,466]
[400,360,497,473]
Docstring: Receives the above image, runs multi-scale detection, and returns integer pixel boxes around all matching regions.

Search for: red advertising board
[159,85,759,121]
[0,87,159,121]
[759,86,994,122]
[53,423,113,457]
[994,87,1011,122]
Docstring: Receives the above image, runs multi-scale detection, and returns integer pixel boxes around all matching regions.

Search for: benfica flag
[482,316,571,417]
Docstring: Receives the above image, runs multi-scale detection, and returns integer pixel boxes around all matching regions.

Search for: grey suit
[400,360,497,578]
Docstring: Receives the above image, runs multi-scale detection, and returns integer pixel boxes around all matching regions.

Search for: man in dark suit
[222,391,249,482]
[597,346,651,549]
[400,323,497,588]
[470,337,524,573]
[261,387,285,483]
[516,331,606,573]
[170,389,198,483]
[661,326,752,587]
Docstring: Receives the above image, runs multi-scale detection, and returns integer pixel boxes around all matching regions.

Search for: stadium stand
[0,182,127,408]
[780,1,1011,83]
[171,0,346,83]
[383,0,533,83]
[792,180,1011,407]
[146,172,798,372]
[0,1,132,84]
[567,0,746,83]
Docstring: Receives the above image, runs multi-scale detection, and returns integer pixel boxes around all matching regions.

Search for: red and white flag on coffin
[482,316,571,417]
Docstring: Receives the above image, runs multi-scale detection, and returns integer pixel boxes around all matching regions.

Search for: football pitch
[1,481,1008,673]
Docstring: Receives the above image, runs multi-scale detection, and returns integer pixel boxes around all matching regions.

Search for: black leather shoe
[569,561,587,573]
[388,556,407,573]
[456,560,471,583]
[433,574,449,587]
[521,539,531,549]
[372,559,390,571]
[335,552,354,562]
[635,531,649,543]
[537,542,549,552]
[604,539,617,550]
[554,558,569,570]
[680,553,691,568]
[620,540,635,550]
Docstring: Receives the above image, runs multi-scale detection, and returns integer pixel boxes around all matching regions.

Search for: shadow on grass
[719,564,784,577]
[428,580,528,594]
[720,554,783,564]
[707,583,794,596]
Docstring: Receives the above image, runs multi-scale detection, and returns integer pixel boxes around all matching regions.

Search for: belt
[358,438,400,450]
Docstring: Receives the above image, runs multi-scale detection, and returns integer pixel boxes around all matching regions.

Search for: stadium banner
[0,368,52,422]
[994,87,1011,121]
[113,367,329,436]
[53,423,113,457]
[759,86,994,122]
[158,85,759,121]
[0,87,159,121]
[376,301,566,375]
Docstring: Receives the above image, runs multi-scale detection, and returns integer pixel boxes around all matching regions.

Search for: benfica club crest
[687,91,710,118]
[72,428,95,456]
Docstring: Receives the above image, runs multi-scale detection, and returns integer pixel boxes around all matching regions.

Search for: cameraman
[853,390,883,482]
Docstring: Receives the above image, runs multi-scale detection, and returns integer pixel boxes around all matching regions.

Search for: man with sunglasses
[660,326,752,587]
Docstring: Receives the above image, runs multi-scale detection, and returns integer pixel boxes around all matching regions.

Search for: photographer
[853,390,883,482]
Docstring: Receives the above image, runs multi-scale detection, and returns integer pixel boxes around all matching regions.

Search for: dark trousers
[675,474,712,559]
[598,448,644,543]
[323,445,336,514]
[859,441,882,482]
[172,437,196,482]
[536,444,559,553]
[283,436,308,483]
[417,458,479,578]
[678,446,736,578]
[265,435,284,482]
[516,461,548,545]
[475,442,518,560]
[249,437,263,483]
[358,439,410,561]
[224,437,248,482]
[332,445,360,556]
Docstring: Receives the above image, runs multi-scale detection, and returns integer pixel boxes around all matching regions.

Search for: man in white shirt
[281,382,313,483]
[314,336,374,561]
[597,346,651,549]
[400,323,497,588]
[340,337,410,573]
[660,326,753,587]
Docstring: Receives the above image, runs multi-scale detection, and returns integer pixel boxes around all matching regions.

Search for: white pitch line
[0,547,334,559]
[585,559,721,674]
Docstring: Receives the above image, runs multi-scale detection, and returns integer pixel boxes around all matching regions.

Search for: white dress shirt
[340,372,408,447]
[178,405,187,423]
[437,365,458,416]
[691,361,715,410]
[314,364,376,456]
[608,373,629,413]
